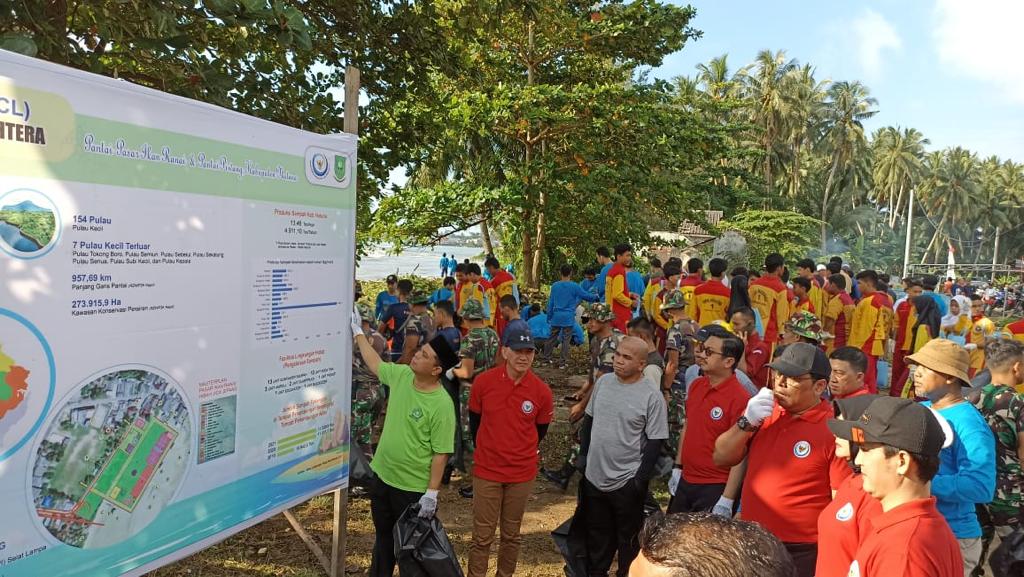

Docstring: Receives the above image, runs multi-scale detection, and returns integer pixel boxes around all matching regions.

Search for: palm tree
[817,80,878,250]
[781,64,826,198]
[696,54,743,101]
[918,147,981,263]
[870,126,928,228]
[740,49,798,196]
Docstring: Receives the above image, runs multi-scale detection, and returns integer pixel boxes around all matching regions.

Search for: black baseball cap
[386,274,398,283]
[767,342,831,380]
[827,397,946,456]
[502,322,536,351]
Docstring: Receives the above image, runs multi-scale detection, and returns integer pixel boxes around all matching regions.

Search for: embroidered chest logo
[793,440,811,459]
[410,407,424,421]
[836,502,854,522]
[522,400,535,415]
[710,407,724,420]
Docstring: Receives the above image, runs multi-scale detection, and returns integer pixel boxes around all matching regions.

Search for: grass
[0,210,55,246]
[48,424,104,499]
[151,350,596,577]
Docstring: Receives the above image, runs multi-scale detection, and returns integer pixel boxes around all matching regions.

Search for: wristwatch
[737,416,760,433]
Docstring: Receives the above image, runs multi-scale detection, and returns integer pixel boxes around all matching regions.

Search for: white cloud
[934,0,1024,104]
[852,9,902,80]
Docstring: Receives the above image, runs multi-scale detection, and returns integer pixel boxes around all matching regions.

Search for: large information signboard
[0,50,355,576]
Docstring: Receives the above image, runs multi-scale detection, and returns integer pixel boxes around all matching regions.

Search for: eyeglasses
[695,343,725,357]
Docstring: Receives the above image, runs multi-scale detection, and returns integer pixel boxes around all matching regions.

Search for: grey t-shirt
[585,372,669,491]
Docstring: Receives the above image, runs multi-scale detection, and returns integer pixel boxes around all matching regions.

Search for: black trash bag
[551,516,588,577]
[349,442,376,488]
[394,504,465,577]
[990,526,1024,577]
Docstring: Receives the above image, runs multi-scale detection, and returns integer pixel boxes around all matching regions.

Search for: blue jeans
[543,325,574,364]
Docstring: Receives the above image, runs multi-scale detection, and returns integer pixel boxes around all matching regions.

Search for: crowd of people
[351,246,1024,577]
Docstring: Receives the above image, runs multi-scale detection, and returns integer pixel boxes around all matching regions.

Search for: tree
[739,49,797,197]
[817,81,877,250]
[871,126,928,228]
[721,210,820,269]
[374,1,705,287]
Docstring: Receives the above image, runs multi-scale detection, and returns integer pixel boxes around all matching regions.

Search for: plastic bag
[551,517,588,577]
[349,442,376,488]
[990,526,1024,577]
[394,505,465,577]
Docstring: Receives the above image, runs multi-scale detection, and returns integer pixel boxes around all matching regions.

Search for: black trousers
[369,477,423,577]
[582,477,646,577]
[783,542,818,577]
[667,479,726,514]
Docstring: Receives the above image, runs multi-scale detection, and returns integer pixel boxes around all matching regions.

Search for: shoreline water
[356,244,486,280]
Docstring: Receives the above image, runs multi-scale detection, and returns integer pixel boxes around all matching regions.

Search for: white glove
[445,366,458,381]
[417,489,438,518]
[711,496,734,518]
[668,468,681,496]
[964,343,978,351]
[744,387,775,427]
[351,305,364,338]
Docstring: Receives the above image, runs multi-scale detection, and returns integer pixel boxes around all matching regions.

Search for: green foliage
[721,210,820,269]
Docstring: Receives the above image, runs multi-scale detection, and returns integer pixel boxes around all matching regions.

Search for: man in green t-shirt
[352,306,459,577]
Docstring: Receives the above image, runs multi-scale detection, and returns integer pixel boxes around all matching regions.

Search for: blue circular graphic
[0,308,57,462]
[310,153,329,179]
[0,188,62,260]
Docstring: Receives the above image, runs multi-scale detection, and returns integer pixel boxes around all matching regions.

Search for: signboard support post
[281,64,360,577]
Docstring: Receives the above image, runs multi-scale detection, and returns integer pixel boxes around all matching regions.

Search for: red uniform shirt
[831,291,855,349]
[749,275,790,344]
[605,263,632,332]
[468,365,554,483]
[744,332,771,389]
[682,374,752,484]
[815,474,882,577]
[849,498,962,577]
[742,399,852,543]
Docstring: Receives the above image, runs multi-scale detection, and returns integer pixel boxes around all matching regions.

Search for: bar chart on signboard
[251,259,343,345]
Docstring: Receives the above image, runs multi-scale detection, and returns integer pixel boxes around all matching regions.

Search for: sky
[653,0,1024,163]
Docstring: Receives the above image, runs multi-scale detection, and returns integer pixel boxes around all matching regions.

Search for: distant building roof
[651,210,723,246]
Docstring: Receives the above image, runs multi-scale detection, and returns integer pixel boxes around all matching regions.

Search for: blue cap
[502,320,535,350]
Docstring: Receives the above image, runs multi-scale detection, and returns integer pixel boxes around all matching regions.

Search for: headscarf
[912,295,941,352]
[942,295,971,336]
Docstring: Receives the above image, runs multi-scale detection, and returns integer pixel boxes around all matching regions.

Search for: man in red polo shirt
[467,323,553,577]
[828,347,871,399]
[668,332,752,514]
[749,253,790,346]
[714,343,851,577]
[828,396,961,577]
[605,243,635,333]
[731,306,771,389]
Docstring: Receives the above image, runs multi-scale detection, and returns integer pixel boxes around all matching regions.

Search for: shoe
[459,485,474,499]
[557,363,568,370]
[540,467,570,491]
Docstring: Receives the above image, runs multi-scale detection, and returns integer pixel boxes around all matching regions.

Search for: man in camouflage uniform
[661,289,698,461]
[966,339,1024,574]
[541,301,624,490]
[352,302,387,459]
[782,309,827,347]
[448,298,499,493]
[397,292,435,364]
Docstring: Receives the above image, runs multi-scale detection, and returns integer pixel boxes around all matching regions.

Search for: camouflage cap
[462,298,485,319]
[356,302,375,324]
[786,310,824,341]
[409,292,430,305]
[585,302,616,323]
[661,289,687,311]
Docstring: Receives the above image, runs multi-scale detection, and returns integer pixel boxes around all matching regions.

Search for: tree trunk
[821,154,840,251]
[891,183,905,229]
[921,215,946,264]
[531,189,547,286]
[480,218,494,256]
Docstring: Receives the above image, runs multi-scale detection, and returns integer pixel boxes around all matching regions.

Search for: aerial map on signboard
[31,368,192,548]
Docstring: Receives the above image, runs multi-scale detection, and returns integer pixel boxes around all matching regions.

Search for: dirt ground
[151,352,597,577]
